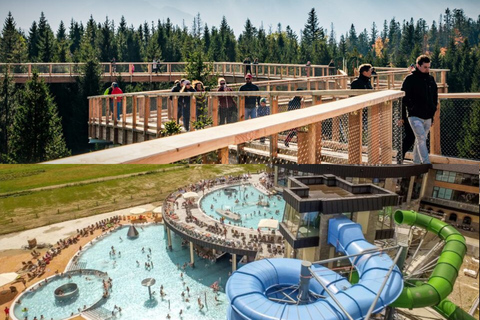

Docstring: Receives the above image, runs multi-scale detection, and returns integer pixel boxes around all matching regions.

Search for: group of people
[104,82,124,121]
[350,54,437,164]
[170,79,207,131]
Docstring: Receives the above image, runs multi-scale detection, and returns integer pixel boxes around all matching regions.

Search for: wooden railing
[0,61,335,83]
[47,90,405,164]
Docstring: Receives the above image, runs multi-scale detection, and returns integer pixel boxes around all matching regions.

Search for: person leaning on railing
[217,78,237,125]
[239,74,259,120]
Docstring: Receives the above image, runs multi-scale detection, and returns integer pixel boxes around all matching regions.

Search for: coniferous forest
[0,8,479,163]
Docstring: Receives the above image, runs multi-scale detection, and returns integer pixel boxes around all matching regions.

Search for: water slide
[226,216,404,320]
[392,210,476,320]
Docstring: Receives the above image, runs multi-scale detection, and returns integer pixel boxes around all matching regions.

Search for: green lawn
[0,164,265,235]
[0,164,176,193]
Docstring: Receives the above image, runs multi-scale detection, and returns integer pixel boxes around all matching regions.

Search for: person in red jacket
[111,82,123,121]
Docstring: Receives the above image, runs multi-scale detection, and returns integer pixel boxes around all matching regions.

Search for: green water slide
[392,210,476,320]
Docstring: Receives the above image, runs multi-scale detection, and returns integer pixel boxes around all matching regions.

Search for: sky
[1,0,479,40]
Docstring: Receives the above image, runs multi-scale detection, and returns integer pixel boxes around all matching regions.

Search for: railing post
[212,96,219,126]
[238,96,245,121]
[88,99,92,138]
[132,96,137,130]
[156,96,162,137]
[270,95,278,159]
[368,104,380,164]
[380,101,393,164]
[122,96,127,127]
[190,95,196,131]
[430,104,441,156]
[218,147,229,164]
[313,95,322,163]
[49,64,52,77]
[144,96,151,138]
[28,64,31,77]
[348,110,362,164]
[106,96,111,128]
[173,97,178,124]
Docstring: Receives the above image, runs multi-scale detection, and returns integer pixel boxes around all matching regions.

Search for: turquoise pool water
[14,225,230,320]
[13,273,104,320]
[200,184,285,229]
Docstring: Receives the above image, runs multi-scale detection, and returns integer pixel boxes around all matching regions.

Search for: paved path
[0,204,158,251]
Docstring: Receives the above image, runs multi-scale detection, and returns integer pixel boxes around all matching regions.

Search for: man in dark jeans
[239,74,259,120]
[401,55,438,164]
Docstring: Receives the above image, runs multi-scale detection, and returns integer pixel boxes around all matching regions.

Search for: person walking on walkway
[257,97,270,143]
[111,82,123,121]
[401,55,438,164]
[239,74,259,120]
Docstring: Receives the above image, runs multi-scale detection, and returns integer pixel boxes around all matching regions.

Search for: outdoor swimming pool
[14,225,230,320]
[200,184,285,229]
[13,272,104,320]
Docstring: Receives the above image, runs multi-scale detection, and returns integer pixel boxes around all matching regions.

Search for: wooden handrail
[46,90,404,164]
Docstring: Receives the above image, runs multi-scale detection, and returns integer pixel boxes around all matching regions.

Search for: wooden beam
[218,147,229,164]
[46,90,405,164]
[156,97,162,137]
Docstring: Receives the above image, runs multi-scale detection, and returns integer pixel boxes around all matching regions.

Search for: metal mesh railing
[438,97,480,161]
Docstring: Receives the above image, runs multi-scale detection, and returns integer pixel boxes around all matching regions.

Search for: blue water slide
[226,217,404,320]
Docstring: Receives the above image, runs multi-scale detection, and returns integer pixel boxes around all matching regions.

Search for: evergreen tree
[37,12,56,62]
[68,19,82,57]
[0,12,27,63]
[98,17,116,62]
[55,21,70,62]
[28,21,40,61]
[0,69,17,162]
[302,8,323,45]
[7,72,70,163]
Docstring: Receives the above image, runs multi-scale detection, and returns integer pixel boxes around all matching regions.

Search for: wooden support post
[212,97,219,126]
[270,95,279,159]
[218,147,229,164]
[313,95,323,163]
[156,97,162,137]
[368,104,380,164]
[238,96,245,121]
[122,96,127,126]
[106,97,111,127]
[348,110,362,164]
[173,97,178,124]
[88,99,93,137]
[132,96,137,130]
[190,95,196,130]
[144,96,151,136]
[380,101,393,164]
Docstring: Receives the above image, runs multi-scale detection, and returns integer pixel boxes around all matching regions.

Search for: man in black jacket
[351,64,373,89]
[401,55,438,164]
[239,74,259,120]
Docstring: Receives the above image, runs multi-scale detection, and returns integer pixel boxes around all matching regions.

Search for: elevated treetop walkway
[0,61,336,84]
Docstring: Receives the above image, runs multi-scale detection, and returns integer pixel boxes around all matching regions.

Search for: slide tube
[226,217,404,320]
[391,210,467,309]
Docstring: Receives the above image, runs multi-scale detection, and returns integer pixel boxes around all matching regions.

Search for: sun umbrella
[0,272,19,288]
[182,192,199,199]
[130,207,146,214]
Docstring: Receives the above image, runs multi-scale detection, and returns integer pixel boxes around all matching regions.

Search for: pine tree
[55,21,70,62]
[68,19,82,57]
[0,69,17,163]
[28,21,40,61]
[37,12,56,62]
[98,17,116,62]
[0,12,27,63]
[7,72,70,163]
